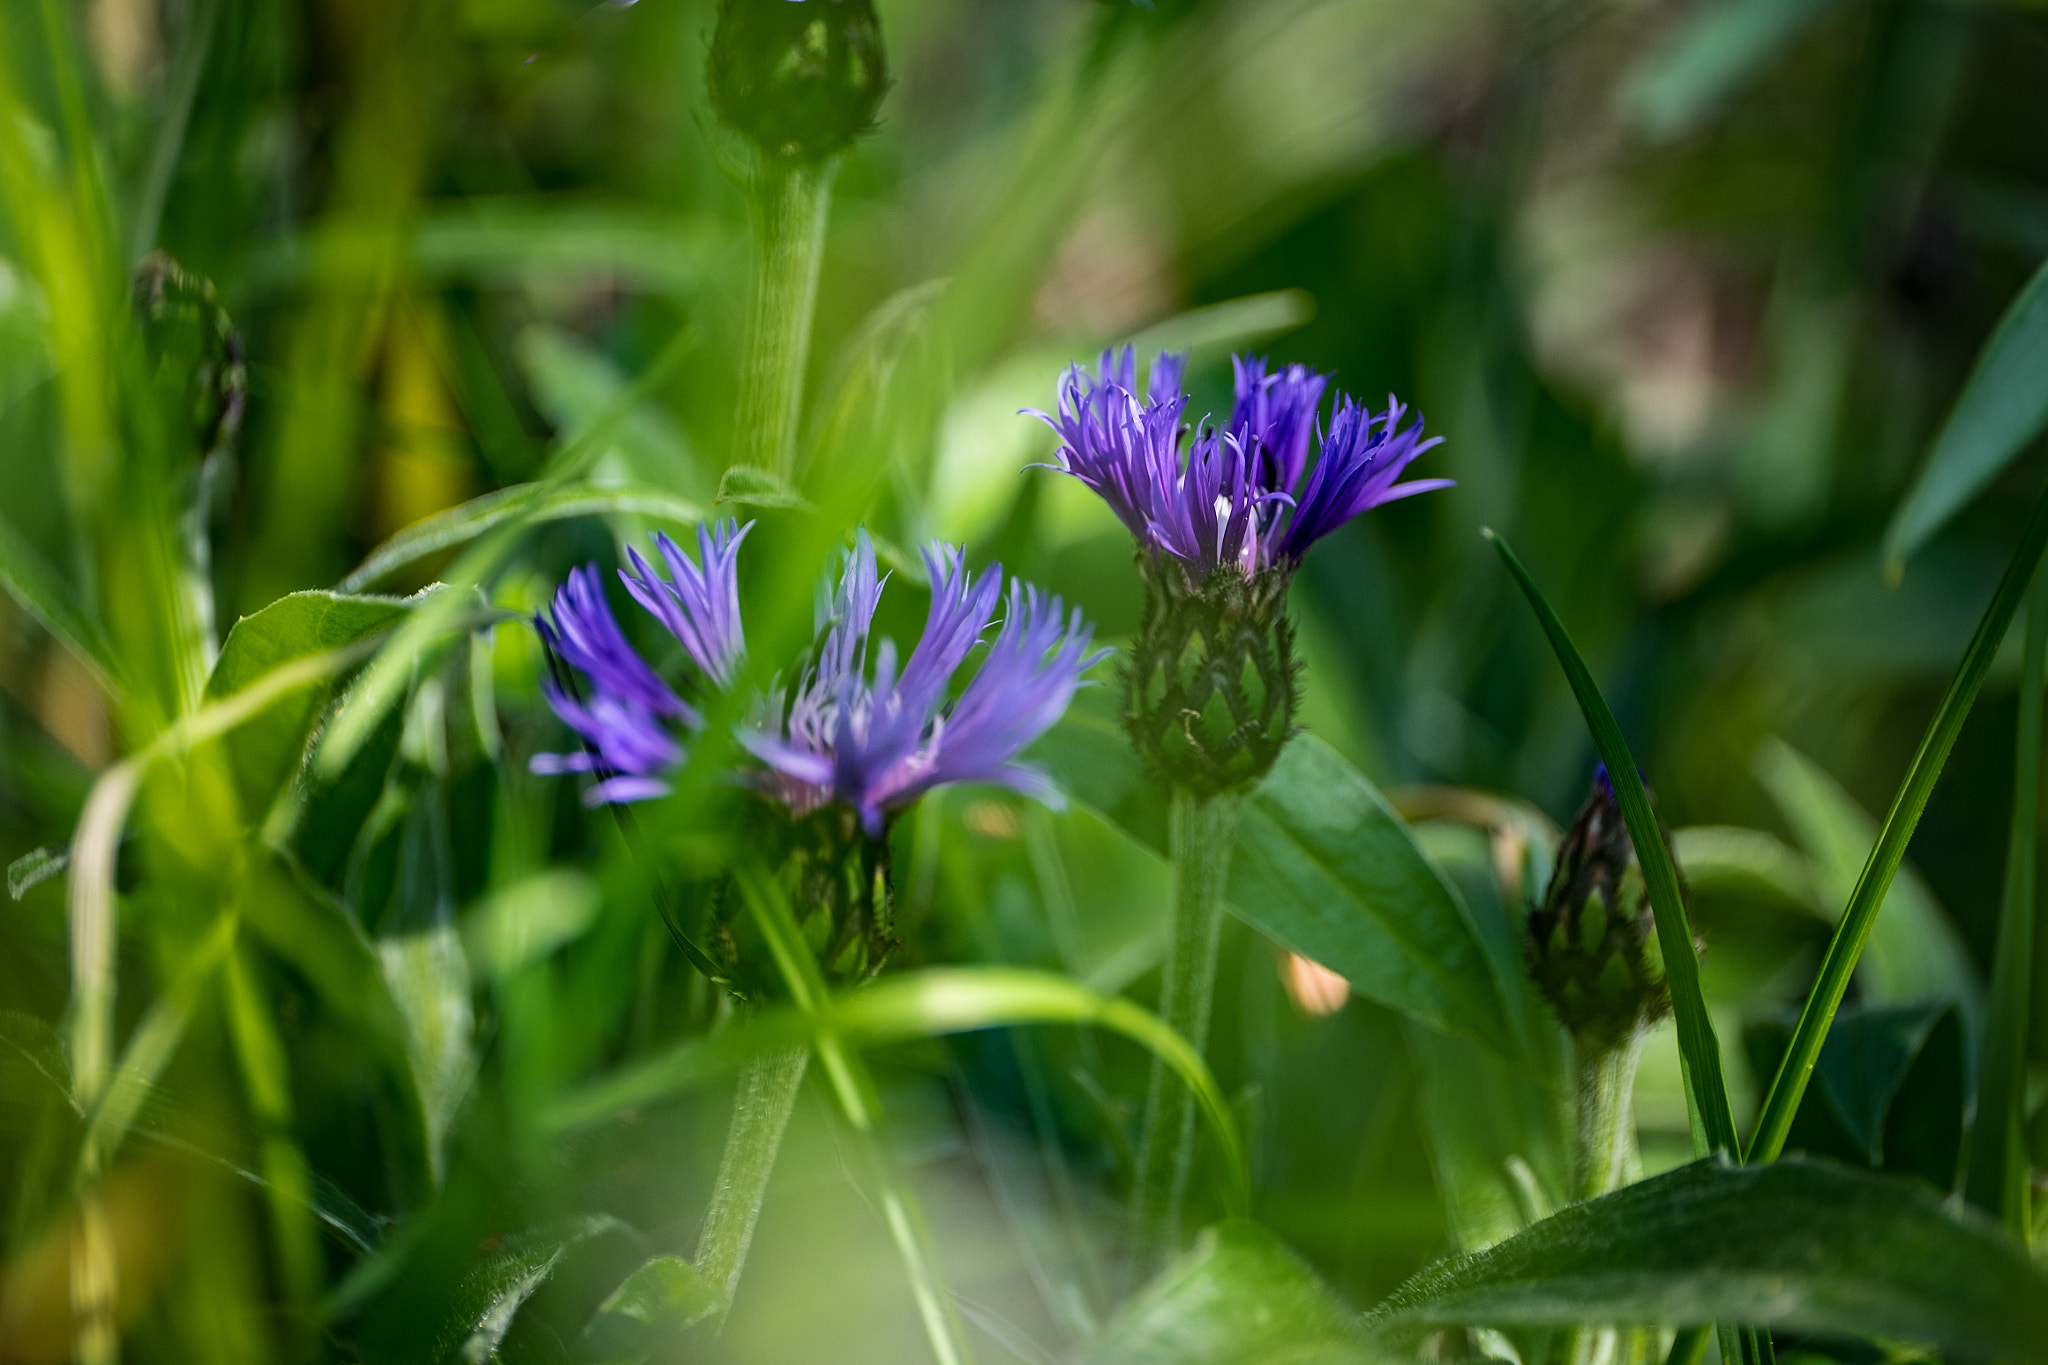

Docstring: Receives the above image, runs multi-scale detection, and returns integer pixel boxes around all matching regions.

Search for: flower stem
[1559,1031,1646,1365]
[695,1043,810,1315]
[1130,787,1243,1279]
[1571,1032,1643,1203]
[731,157,835,482]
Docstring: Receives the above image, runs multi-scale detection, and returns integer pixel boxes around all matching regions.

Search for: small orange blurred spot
[1281,952,1349,1017]
[963,801,1022,839]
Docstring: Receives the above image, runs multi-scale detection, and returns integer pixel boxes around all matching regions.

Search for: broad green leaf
[1368,1156,2048,1361]
[1745,1003,1962,1186]
[1037,700,1516,1057]
[337,482,703,593]
[0,505,121,695]
[1753,739,1982,1026]
[1076,1220,1380,1365]
[578,1254,726,1365]
[1886,259,2048,575]
[1487,530,1740,1157]
[438,1215,632,1365]
[1622,0,1848,141]
[206,590,410,814]
[1231,737,1518,1058]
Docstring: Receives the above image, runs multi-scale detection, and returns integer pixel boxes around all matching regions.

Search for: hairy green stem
[1560,1032,1646,1365]
[731,159,835,481]
[1966,555,2048,1231]
[1131,788,1243,1277]
[695,1044,810,1314]
[1572,1033,1644,1204]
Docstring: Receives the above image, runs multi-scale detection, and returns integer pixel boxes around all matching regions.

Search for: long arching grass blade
[1484,528,1741,1158]
[545,964,1251,1218]
[1750,482,2048,1164]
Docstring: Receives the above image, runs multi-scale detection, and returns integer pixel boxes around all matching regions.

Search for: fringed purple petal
[537,565,693,723]
[1276,396,1448,561]
[619,519,752,687]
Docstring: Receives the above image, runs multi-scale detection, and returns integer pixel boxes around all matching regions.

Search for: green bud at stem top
[708,0,889,164]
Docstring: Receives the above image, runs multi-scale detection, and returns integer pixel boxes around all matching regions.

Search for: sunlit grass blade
[1969,557,2043,1236]
[336,483,702,593]
[1751,482,2048,1164]
[1485,528,1741,1158]
[0,507,123,697]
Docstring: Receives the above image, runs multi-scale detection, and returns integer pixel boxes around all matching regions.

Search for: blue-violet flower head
[742,533,1107,837]
[1029,347,1449,579]
[531,518,753,805]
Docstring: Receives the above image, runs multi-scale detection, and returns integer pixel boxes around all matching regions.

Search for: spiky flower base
[1125,557,1301,798]
[1526,780,1673,1052]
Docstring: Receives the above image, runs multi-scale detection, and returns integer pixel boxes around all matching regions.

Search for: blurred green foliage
[3,0,2048,1361]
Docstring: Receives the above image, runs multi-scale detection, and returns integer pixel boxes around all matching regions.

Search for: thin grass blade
[1965,557,2045,1232]
[1751,482,2048,1163]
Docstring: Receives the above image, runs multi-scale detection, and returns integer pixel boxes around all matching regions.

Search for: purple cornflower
[742,534,1107,837]
[531,519,753,805]
[1028,348,1449,578]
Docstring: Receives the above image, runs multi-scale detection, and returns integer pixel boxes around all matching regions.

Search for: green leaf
[1622,0,1849,141]
[438,1215,632,1364]
[577,1255,726,1365]
[1486,529,1740,1157]
[0,505,121,696]
[1368,1156,2048,1361]
[1752,739,1981,1022]
[1749,481,2048,1163]
[1037,700,1516,1057]
[337,483,703,593]
[205,590,410,814]
[1076,1220,1381,1365]
[1744,1003,1963,1186]
[460,869,602,979]
[1230,737,1520,1059]
[1886,259,2048,576]
[1671,826,1820,916]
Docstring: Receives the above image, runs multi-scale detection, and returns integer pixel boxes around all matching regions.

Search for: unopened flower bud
[707,0,888,163]
[1525,768,1673,1050]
